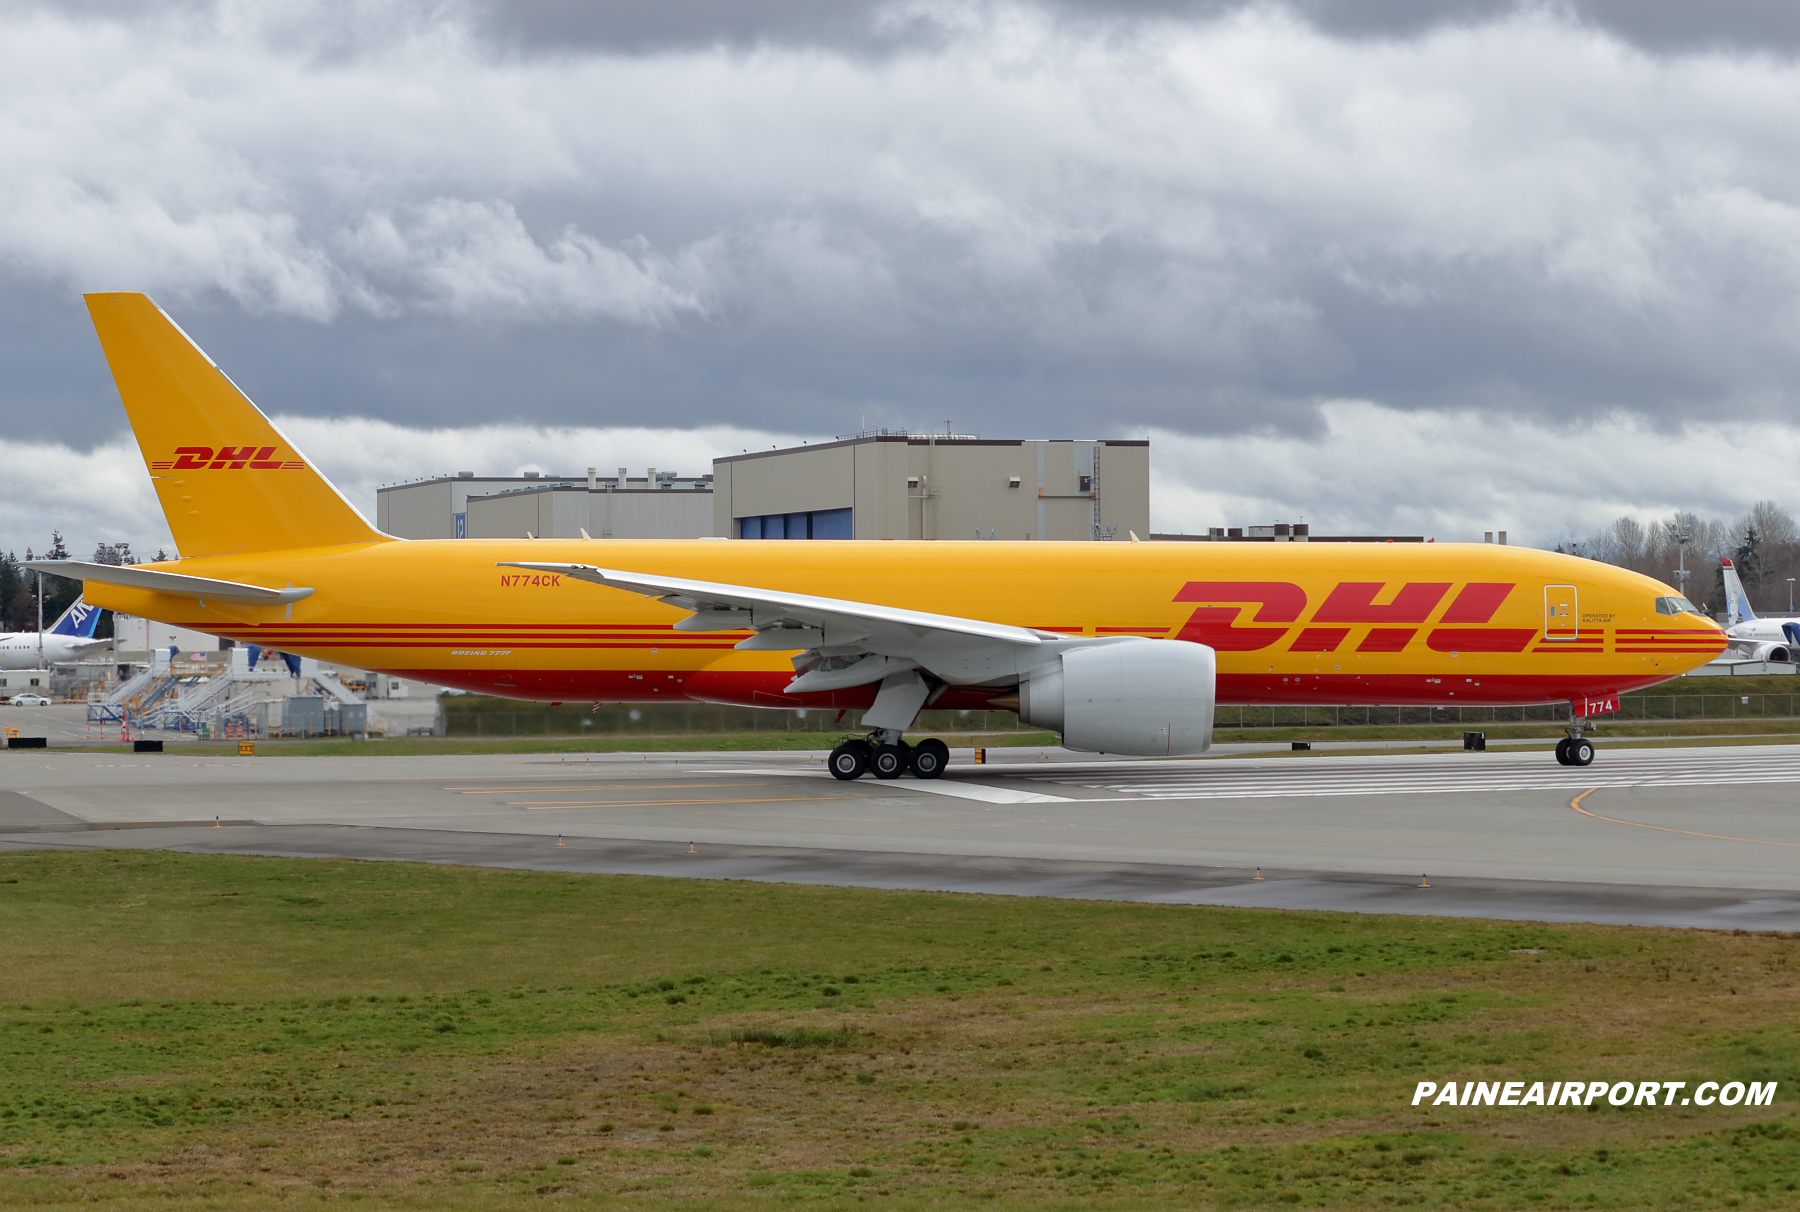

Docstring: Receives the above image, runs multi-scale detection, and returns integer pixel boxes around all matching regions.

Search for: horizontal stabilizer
[26,560,315,605]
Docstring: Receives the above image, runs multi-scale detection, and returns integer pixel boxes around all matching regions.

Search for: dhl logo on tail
[150,446,307,471]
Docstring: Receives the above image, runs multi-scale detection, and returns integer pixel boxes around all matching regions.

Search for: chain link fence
[442,702,1020,738]
[443,691,1800,737]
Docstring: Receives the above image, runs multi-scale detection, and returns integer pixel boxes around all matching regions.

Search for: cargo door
[1544,584,1578,642]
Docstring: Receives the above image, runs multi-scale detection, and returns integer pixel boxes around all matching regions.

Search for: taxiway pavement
[3,744,1797,930]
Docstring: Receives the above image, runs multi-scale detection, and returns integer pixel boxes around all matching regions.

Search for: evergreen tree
[1735,525,1766,605]
[31,533,81,625]
[0,552,23,632]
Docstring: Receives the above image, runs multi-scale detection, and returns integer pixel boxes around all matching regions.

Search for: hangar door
[1544,584,1578,642]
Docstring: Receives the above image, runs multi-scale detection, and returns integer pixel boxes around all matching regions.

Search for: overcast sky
[6,0,1800,557]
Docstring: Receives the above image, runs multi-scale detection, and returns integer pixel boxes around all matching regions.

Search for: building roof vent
[456,471,473,478]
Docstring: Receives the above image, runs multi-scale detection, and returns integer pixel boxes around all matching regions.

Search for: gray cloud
[5,0,1800,557]
[471,1,1800,57]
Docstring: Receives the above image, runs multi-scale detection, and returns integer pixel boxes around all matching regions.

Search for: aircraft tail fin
[47,597,101,638]
[1721,557,1757,626]
[84,293,385,557]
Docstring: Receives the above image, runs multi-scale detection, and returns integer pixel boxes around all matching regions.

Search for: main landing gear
[828,734,951,781]
[1554,718,1596,767]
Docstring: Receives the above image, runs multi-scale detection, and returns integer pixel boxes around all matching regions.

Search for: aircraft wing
[498,561,1073,690]
[25,560,316,605]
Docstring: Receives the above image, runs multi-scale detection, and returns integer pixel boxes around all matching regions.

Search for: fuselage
[76,538,1725,711]
[0,633,110,670]
[1723,618,1800,661]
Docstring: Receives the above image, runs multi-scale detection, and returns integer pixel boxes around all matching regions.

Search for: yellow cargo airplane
[29,294,1726,777]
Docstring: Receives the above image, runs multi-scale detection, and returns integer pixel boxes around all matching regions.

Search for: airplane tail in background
[1721,557,1757,627]
[47,597,101,638]
[84,293,386,559]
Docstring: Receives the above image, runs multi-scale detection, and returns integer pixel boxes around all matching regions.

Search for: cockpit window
[1655,595,1701,615]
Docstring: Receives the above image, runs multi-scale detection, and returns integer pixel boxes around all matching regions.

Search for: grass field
[0,851,1793,1209]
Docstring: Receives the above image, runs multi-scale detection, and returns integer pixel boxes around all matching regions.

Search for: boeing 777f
[29,294,1726,773]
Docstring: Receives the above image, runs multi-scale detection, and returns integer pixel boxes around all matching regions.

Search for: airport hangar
[375,432,1151,542]
[375,430,1422,543]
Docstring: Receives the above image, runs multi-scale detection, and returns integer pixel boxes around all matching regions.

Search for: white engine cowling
[1747,642,1793,663]
[1017,638,1216,756]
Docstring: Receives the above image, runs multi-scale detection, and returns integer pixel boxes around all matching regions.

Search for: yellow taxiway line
[1569,788,1800,848]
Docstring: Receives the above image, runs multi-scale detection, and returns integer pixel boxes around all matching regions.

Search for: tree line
[0,535,165,635]
[1563,501,1800,615]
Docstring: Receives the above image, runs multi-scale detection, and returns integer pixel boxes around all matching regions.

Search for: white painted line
[891,780,1086,805]
[690,766,1096,804]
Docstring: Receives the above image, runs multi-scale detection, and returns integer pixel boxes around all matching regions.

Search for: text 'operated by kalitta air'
[1413,1080,1776,1108]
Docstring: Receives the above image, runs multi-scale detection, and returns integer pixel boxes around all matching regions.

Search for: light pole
[1789,578,1795,613]
[1667,523,1693,598]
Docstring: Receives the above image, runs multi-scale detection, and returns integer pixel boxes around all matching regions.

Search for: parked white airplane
[0,598,110,670]
[1719,557,1800,661]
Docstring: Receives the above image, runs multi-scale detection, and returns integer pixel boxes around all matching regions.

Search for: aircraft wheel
[1553,738,1572,766]
[828,741,870,781]
[871,742,911,780]
[1568,738,1595,767]
[910,738,950,779]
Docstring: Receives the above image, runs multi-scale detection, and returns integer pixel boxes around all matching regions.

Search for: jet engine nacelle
[1746,641,1793,663]
[1017,638,1216,756]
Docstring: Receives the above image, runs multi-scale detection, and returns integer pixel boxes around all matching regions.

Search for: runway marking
[510,796,850,810]
[449,783,772,794]
[893,781,1079,805]
[1569,788,1800,848]
[1030,747,1800,800]
[698,768,1111,805]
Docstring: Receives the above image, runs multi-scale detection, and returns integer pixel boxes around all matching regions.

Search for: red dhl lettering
[1169,580,1557,654]
[1356,627,1418,653]
[1288,626,1349,653]
[161,445,291,470]
[1313,582,1449,624]
[1429,628,1537,652]
[1439,583,1514,623]
[1173,582,1305,651]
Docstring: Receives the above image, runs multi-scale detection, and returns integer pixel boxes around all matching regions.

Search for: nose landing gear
[1555,717,1596,767]
[1554,737,1595,766]
[828,734,951,780]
